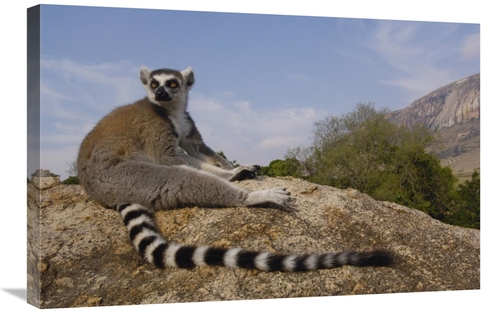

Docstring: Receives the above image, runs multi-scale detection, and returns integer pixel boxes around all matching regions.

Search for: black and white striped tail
[117,203,393,271]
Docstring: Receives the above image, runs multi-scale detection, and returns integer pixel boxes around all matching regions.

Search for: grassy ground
[440,148,480,184]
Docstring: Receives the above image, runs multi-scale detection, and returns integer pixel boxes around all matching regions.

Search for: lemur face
[149,75,180,101]
[140,66,195,105]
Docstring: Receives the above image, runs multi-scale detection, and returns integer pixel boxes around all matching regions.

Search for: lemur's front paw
[230,164,261,181]
[245,188,296,212]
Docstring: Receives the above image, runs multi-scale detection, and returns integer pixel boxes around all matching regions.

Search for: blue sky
[35,5,479,179]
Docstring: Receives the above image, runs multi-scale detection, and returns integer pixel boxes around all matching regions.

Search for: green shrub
[260,158,300,177]
[62,176,80,185]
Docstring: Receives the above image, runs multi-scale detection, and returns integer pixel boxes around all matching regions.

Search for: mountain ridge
[387,73,480,130]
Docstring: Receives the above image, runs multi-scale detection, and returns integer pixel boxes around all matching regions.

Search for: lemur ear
[139,66,150,85]
[181,66,195,89]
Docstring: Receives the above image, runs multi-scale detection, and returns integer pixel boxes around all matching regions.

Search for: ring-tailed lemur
[77,66,393,272]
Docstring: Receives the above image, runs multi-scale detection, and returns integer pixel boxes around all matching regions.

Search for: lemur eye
[150,82,158,88]
[170,82,177,88]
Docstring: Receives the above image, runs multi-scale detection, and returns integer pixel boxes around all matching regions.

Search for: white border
[2,0,496,312]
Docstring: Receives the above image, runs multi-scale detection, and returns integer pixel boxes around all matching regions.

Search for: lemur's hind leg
[85,160,291,212]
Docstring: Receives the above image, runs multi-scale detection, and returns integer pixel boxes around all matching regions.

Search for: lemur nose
[154,86,171,101]
[156,87,165,96]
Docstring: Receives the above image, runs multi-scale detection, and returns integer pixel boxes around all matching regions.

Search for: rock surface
[27,176,479,308]
[29,169,61,190]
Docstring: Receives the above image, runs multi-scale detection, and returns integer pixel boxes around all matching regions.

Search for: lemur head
[140,66,195,107]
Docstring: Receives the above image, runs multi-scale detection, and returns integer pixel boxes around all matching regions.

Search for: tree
[65,160,78,177]
[384,144,457,219]
[260,158,300,177]
[288,102,458,221]
[62,159,80,185]
[446,170,480,229]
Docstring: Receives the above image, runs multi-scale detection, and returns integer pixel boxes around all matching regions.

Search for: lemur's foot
[230,164,261,181]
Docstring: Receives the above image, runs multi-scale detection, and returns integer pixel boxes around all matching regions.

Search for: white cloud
[369,22,454,96]
[461,32,480,59]
[189,94,320,166]
[39,57,145,179]
[41,57,142,110]
[258,135,306,150]
[363,21,479,103]
[42,121,95,145]
[379,66,453,102]
[189,94,224,112]
[40,81,72,100]
[231,100,252,112]
[371,22,422,67]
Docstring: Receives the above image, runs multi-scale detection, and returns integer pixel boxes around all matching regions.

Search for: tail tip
[358,250,394,267]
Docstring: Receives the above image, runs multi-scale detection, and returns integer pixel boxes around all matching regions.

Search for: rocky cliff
[387,73,480,130]
[387,74,480,180]
[28,176,479,308]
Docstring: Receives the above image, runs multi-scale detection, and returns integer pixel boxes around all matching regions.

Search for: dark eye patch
[166,79,179,88]
[150,79,159,89]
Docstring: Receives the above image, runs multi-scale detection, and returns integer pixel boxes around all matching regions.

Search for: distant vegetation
[260,158,300,177]
[262,102,480,229]
[61,160,80,185]
[62,176,80,185]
